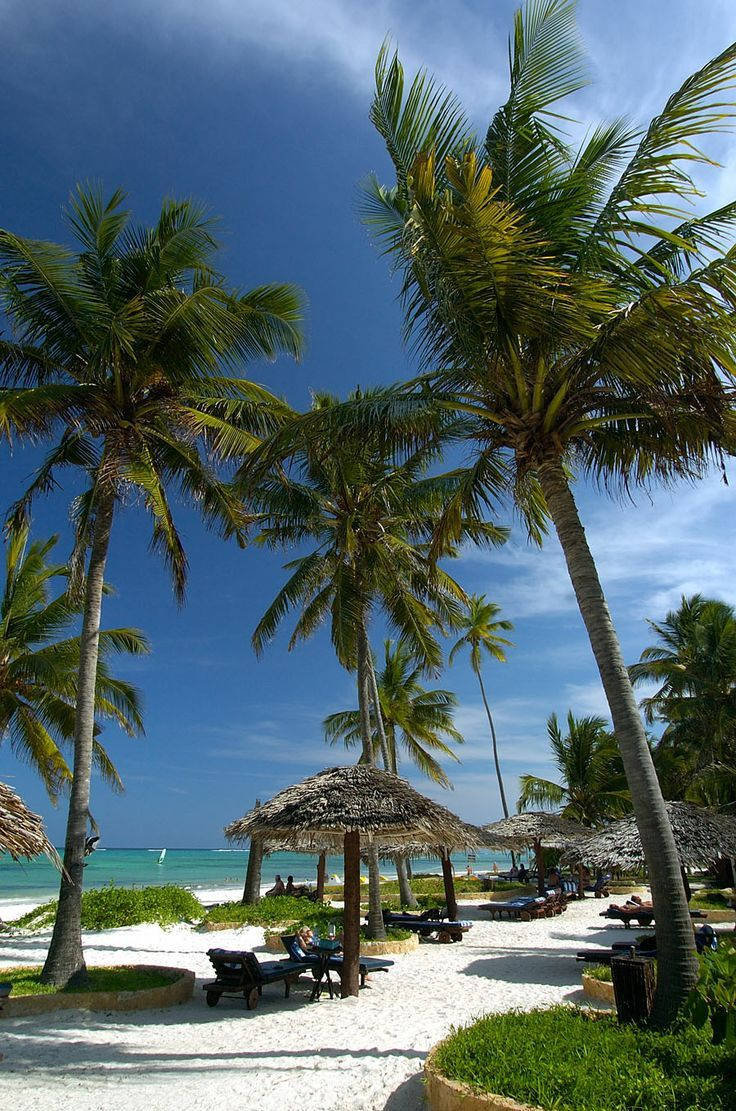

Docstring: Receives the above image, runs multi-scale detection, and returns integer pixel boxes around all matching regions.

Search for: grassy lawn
[433,1006,736,1110]
[1,966,178,996]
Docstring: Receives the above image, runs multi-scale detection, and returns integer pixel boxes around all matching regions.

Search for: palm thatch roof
[483,811,591,850]
[225,765,481,854]
[562,802,736,872]
[0,780,60,865]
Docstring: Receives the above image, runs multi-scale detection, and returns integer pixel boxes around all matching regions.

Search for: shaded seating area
[281,935,394,987]
[381,907,472,942]
[203,948,310,1010]
[577,924,718,964]
[481,892,566,921]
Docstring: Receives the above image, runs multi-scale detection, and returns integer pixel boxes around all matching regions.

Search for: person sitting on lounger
[285,875,309,897]
[509,864,519,880]
[295,926,315,953]
[265,875,285,897]
[517,864,528,883]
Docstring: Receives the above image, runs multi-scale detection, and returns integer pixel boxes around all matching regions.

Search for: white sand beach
[1,897,652,1111]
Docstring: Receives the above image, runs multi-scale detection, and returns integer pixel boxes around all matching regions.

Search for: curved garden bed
[424,1006,733,1111]
[263,931,418,955]
[1,965,194,1017]
[425,1044,537,1110]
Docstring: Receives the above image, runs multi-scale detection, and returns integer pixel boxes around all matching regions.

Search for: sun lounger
[600,905,708,929]
[281,936,393,987]
[585,873,612,898]
[577,924,718,964]
[203,948,309,1010]
[481,893,561,921]
[381,908,472,942]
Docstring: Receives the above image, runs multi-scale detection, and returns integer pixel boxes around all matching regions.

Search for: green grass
[11,884,204,931]
[204,895,341,930]
[433,1007,736,1111]
[585,964,613,983]
[323,874,526,900]
[691,889,735,911]
[1,965,178,996]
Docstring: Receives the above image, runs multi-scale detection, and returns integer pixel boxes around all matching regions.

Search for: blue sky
[1,0,735,847]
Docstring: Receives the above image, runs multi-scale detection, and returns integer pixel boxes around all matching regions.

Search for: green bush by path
[691,889,735,911]
[323,874,525,900]
[11,885,204,931]
[433,1007,736,1111]
[204,895,341,930]
[585,963,613,982]
[2,965,178,996]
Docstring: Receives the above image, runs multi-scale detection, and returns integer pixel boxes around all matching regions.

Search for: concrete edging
[425,1044,539,1111]
[581,972,615,1005]
[2,965,195,1017]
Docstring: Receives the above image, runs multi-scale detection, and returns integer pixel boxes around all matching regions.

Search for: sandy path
[0,900,631,1111]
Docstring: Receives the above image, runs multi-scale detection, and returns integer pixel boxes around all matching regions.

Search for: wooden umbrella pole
[534,839,546,894]
[342,830,361,998]
[316,851,326,902]
[441,851,458,920]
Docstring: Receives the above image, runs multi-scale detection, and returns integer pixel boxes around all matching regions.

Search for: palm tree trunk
[242,842,264,904]
[476,669,511,818]
[42,488,115,986]
[357,624,386,940]
[366,652,418,909]
[538,458,698,1026]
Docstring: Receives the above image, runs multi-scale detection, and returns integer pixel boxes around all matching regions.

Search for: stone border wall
[581,972,615,1006]
[2,965,194,1018]
[425,1044,539,1111]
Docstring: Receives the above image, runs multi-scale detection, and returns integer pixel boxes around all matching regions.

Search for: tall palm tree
[246,394,504,934]
[0,186,304,985]
[355,1,736,1023]
[518,711,630,826]
[449,595,514,820]
[630,595,736,809]
[0,525,148,802]
[324,638,463,905]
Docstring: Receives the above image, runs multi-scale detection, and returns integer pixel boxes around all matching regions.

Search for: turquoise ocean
[0,846,515,907]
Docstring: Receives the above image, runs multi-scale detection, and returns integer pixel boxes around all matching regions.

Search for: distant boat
[157,849,166,865]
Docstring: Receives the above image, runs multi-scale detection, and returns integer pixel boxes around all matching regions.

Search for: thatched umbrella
[225,764,479,997]
[0,780,59,865]
[483,811,591,893]
[562,802,736,898]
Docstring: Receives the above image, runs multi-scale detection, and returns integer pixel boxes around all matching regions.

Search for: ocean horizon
[0,845,517,907]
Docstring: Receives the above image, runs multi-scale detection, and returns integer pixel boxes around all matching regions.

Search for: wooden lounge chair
[481,894,558,921]
[577,924,718,965]
[203,948,309,1010]
[381,908,472,942]
[281,936,394,987]
[600,903,708,928]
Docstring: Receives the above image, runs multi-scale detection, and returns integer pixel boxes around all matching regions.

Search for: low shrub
[691,889,735,911]
[11,885,203,931]
[433,1006,736,1110]
[204,895,340,930]
[2,965,178,996]
[586,964,613,983]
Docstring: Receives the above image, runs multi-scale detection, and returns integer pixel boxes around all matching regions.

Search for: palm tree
[246,394,503,934]
[630,595,736,809]
[449,595,514,821]
[357,1,736,1022]
[0,525,148,802]
[0,186,304,985]
[518,711,630,827]
[324,638,463,905]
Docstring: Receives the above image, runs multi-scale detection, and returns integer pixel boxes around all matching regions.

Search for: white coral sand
[0,897,652,1111]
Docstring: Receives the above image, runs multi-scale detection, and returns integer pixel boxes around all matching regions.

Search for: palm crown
[0,186,304,598]
[324,639,463,787]
[249,392,506,672]
[0,526,148,801]
[518,711,630,827]
[449,594,514,675]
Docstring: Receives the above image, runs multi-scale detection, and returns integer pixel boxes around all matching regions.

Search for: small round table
[309,940,342,1001]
